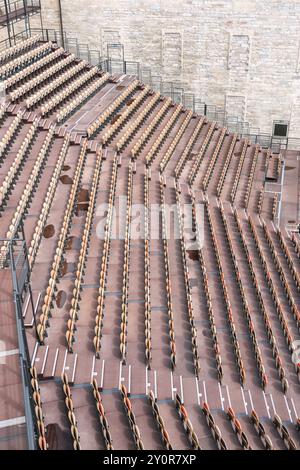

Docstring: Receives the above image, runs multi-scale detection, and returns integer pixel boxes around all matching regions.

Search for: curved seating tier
[0,42,52,79]
[174,116,205,179]
[216,134,238,197]
[202,128,227,191]
[244,145,260,209]
[0,35,42,65]
[230,139,249,203]
[188,121,216,186]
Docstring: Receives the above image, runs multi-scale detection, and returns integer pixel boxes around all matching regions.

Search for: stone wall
[21,1,300,137]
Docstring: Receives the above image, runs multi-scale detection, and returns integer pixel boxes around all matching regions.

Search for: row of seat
[216,134,238,198]
[250,409,274,450]
[0,126,56,267]
[201,402,228,450]
[234,210,290,391]
[143,100,178,165]
[0,35,41,65]
[273,413,297,450]
[190,194,223,382]
[277,229,300,292]
[188,122,216,187]
[37,142,88,343]
[159,179,176,369]
[41,66,98,116]
[92,378,114,450]
[257,188,264,215]
[291,232,300,259]
[5,46,64,90]
[61,372,81,450]
[202,128,227,191]
[272,193,279,221]
[0,118,39,210]
[94,155,118,358]
[87,79,139,138]
[227,407,252,450]
[57,73,110,123]
[0,111,23,161]
[175,188,200,377]
[102,86,151,146]
[219,205,267,389]
[230,139,249,203]
[148,390,173,449]
[175,394,201,450]
[144,171,152,368]
[205,201,246,385]
[0,42,52,79]
[28,135,70,269]
[262,220,300,332]
[30,366,48,451]
[116,91,161,153]
[26,60,88,109]
[120,163,133,364]
[248,216,296,386]
[160,110,193,173]
[9,53,75,102]
[66,149,103,352]
[120,384,144,450]
[244,145,260,209]
[174,116,205,179]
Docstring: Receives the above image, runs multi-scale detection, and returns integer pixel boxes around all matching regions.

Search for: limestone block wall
[21,1,300,137]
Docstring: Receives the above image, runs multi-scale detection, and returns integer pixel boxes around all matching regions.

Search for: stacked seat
[120,384,144,450]
[273,413,297,450]
[244,145,260,209]
[188,122,216,186]
[144,171,152,368]
[37,142,87,343]
[148,390,173,449]
[230,139,249,203]
[116,91,161,152]
[0,118,39,210]
[28,135,70,268]
[91,378,114,449]
[174,116,205,179]
[250,409,274,450]
[0,35,42,65]
[61,373,81,450]
[202,128,227,191]
[120,163,133,364]
[174,394,201,450]
[30,367,48,450]
[160,110,193,173]
[87,80,139,138]
[216,134,238,197]
[202,402,228,450]
[143,99,178,165]
[227,407,252,450]
[0,42,52,78]
[57,73,110,122]
[277,229,300,290]
[94,155,118,358]
[0,111,23,163]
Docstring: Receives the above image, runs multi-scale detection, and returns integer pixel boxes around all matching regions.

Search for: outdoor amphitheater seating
[61,372,81,450]
[202,402,227,450]
[277,229,300,291]
[148,390,173,449]
[4,47,64,90]
[37,141,87,343]
[174,393,201,450]
[244,145,260,208]
[250,409,274,450]
[57,73,110,122]
[94,155,118,358]
[120,384,144,450]
[234,210,290,390]
[144,171,152,367]
[202,128,227,191]
[189,122,216,186]
[30,367,48,450]
[0,111,23,162]
[91,378,114,449]
[9,53,75,101]
[142,99,177,164]
[219,204,267,389]
[216,134,238,197]
[26,60,88,109]
[87,80,139,138]
[230,139,249,203]
[227,407,252,450]
[160,110,193,173]
[0,118,39,210]
[0,41,51,78]
[175,116,205,179]
[273,413,297,450]
[0,35,42,65]
[115,90,160,152]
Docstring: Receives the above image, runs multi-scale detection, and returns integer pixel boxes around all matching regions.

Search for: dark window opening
[273,123,288,138]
